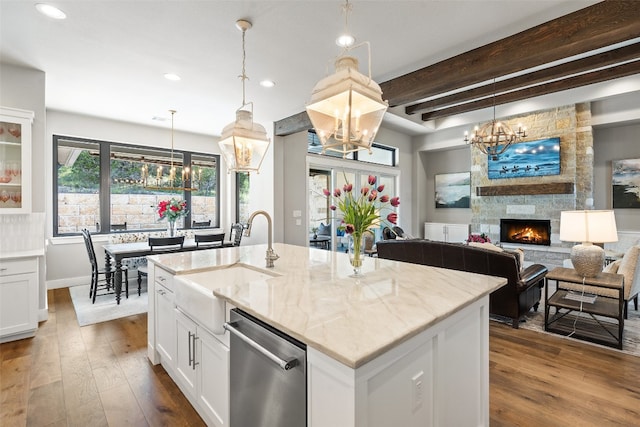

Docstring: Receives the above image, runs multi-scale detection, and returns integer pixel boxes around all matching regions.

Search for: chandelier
[218,19,270,174]
[306,0,388,159]
[142,110,199,191]
[464,80,526,160]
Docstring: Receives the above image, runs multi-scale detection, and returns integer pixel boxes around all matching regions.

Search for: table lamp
[559,210,618,277]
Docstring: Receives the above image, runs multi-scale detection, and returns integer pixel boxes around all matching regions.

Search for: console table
[544,267,624,349]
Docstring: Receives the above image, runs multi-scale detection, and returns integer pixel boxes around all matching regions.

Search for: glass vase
[167,220,176,237]
[348,233,365,276]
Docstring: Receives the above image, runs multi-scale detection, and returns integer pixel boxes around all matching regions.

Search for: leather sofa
[376,239,548,328]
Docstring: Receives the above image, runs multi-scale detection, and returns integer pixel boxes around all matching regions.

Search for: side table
[544,267,624,349]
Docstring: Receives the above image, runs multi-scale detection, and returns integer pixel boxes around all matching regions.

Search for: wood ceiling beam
[421,59,640,121]
[381,1,640,107]
[405,42,640,115]
[274,111,311,137]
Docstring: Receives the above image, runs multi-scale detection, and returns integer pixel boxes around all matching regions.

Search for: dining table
[103,236,227,304]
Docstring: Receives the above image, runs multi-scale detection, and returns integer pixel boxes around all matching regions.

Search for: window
[307,130,396,166]
[54,135,220,236]
[236,172,250,225]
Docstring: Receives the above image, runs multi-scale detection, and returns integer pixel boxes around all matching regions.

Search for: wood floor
[2,288,639,426]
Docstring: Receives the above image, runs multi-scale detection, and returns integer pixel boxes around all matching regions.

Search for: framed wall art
[435,172,470,208]
[612,158,640,209]
[488,137,561,179]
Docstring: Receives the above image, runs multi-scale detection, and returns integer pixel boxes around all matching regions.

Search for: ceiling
[1,0,617,138]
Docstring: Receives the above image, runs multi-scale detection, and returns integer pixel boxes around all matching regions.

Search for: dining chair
[192,219,211,228]
[223,223,245,247]
[195,233,225,248]
[137,236,186,293]
[82,229,129,303]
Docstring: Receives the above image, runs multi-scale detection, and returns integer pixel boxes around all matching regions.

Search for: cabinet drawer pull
[0,268,7,272]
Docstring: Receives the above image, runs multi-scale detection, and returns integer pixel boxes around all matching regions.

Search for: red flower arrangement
[157,198,188,223]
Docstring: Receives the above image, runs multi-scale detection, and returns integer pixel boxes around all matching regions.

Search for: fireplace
[500,219,551,246]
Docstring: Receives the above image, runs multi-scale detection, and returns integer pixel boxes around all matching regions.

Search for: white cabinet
[0,257,38,342]
[424,222,469,243]
[174,308,229,427]
[0,107,33,214]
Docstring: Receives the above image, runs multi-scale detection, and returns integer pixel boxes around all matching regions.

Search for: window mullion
[100,144,111,233]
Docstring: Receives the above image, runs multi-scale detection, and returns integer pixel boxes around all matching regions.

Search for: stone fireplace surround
[470,103,593,270]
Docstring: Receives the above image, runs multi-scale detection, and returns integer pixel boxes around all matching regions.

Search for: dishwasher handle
[224,321,299,371]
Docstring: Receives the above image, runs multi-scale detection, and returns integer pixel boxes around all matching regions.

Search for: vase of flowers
[157,198,188,237]
[324,175,400,276]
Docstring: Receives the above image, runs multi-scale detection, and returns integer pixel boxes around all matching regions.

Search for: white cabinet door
[424,222,446,241]
[197,328,230,427]
[155,282,175,371]
[0,257,38,342]
[174,309,198,400]
[446,224,470,243]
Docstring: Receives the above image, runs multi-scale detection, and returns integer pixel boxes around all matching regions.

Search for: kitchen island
[147,243,506,427]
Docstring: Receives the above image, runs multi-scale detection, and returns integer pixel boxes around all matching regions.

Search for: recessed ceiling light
[260,80,275,88]
[164,73,181,81]
[35,3,67,20]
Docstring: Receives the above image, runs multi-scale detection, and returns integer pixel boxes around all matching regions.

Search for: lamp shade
[559,210,618,243]
[306,56,388,158]
[218,109,270,173]
[560,210,618,277]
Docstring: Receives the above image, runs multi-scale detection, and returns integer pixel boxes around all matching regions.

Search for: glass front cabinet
[0,107,33,213]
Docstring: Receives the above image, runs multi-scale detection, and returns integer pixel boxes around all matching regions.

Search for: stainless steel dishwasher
[224,308,306,427]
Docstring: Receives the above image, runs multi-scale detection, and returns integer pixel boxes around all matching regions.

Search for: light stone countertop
[148,243,506,368]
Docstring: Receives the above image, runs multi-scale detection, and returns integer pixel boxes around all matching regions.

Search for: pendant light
[143,110,198,191]
[464,79,526,160]
[218,19,270,174]
[306,0,388,159]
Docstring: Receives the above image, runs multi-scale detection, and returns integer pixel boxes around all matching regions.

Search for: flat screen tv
[488,137,560,179]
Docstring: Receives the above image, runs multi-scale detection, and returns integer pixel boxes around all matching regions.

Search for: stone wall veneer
[470,103,594,257]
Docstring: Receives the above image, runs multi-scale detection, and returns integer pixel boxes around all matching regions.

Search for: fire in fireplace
[500,219,551,246]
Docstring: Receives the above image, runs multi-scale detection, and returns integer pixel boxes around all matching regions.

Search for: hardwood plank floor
[1,288,639,426]
[0,289,205,427]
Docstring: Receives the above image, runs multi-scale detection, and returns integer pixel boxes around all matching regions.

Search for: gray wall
[419,147,473,229]
[594,122,640,231]
[0,63,47,314]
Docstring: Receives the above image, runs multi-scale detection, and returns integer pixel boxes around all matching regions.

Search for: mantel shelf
[476,182,574,196]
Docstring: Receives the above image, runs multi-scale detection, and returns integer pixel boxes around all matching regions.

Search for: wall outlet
[296,219,301,226]
[293,210,302,218]
[411,371,424,412]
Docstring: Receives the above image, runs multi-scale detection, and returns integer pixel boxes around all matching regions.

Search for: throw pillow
[617,245,640,300]
[603,259,622,274]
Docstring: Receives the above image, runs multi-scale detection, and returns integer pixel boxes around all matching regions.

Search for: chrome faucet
[245,210,279,268]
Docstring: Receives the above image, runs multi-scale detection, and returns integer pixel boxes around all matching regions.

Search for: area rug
[69,281,148,327]
[491,296,640,357]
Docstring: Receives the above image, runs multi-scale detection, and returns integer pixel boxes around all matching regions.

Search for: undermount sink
[174,264,279,335]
